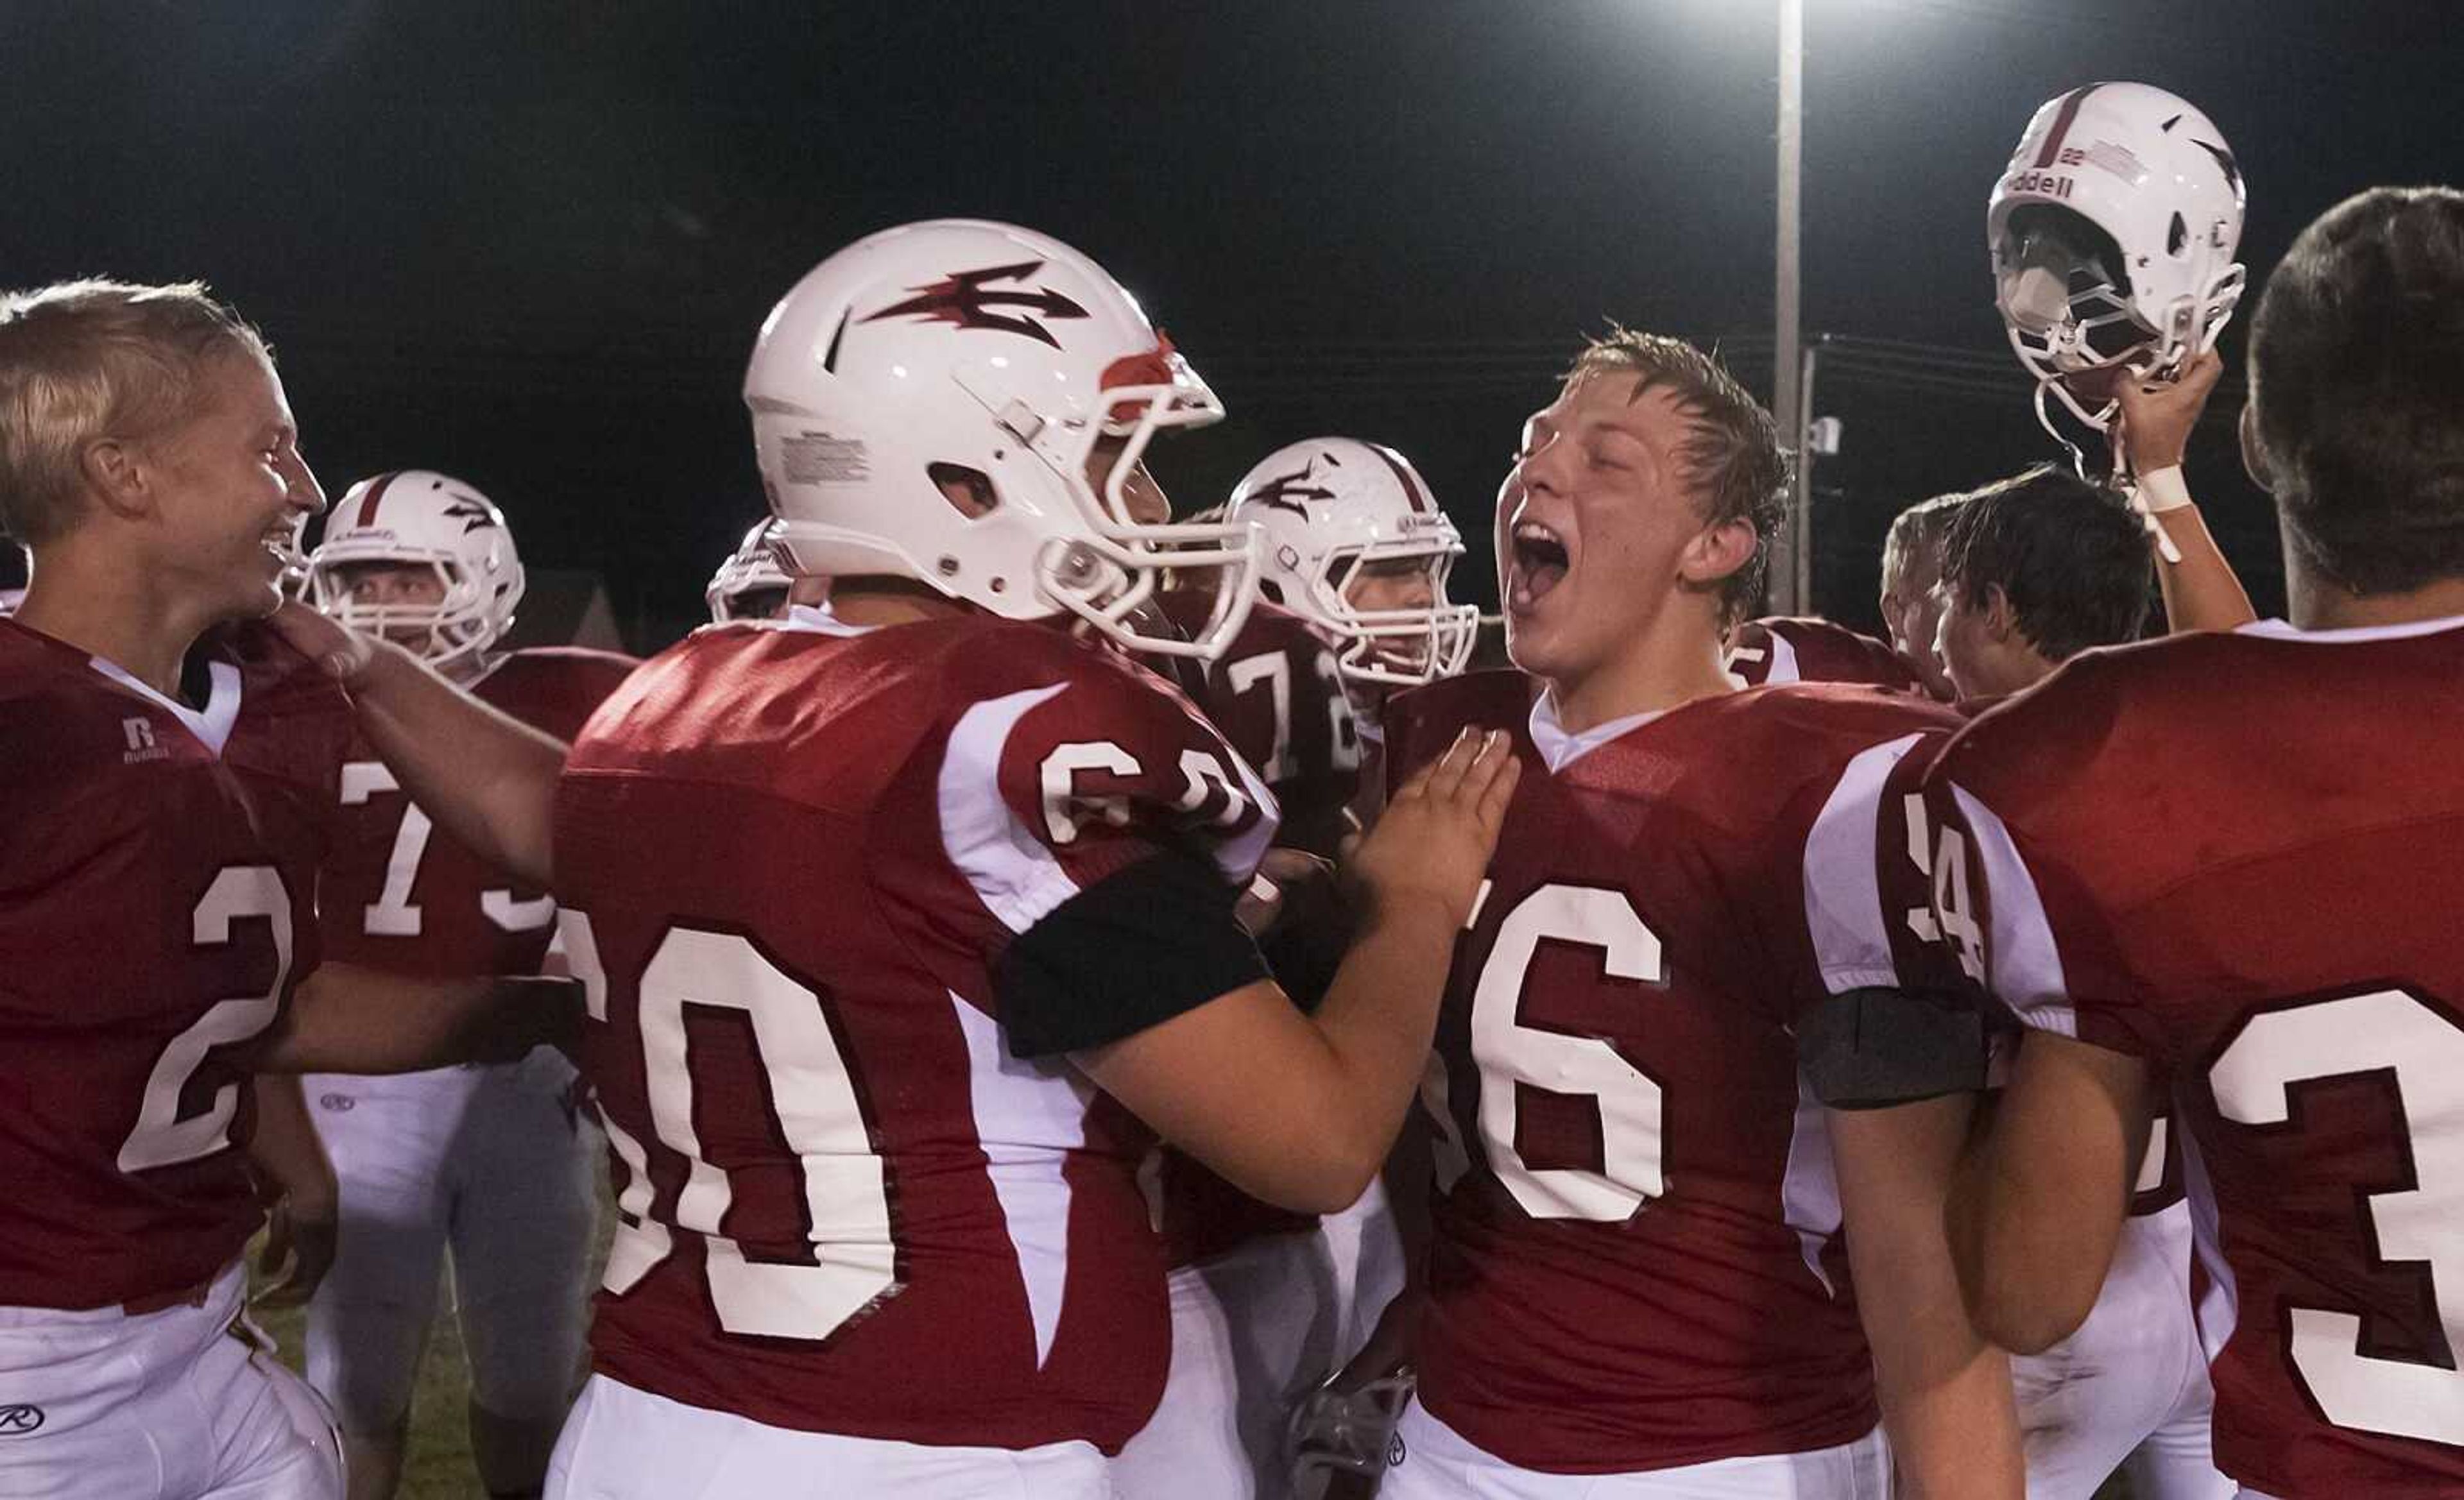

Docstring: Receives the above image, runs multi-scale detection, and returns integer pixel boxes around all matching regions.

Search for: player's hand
[266,600,380,686]
[253,1195,339,1309]
[1349,728,1518,933]
[2116,349,2223,476]
[1238,848,1339,938]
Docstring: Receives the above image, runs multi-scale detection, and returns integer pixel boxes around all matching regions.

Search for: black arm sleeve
[998,848,1271,1059]
[1797,985,1992,1110]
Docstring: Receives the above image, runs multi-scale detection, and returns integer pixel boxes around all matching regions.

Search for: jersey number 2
[120,867,292,1172]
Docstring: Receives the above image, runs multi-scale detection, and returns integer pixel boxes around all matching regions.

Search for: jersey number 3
[2211,988,2464,1447]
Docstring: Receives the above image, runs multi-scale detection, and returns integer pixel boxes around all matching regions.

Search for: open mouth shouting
[1506,519,1569,615]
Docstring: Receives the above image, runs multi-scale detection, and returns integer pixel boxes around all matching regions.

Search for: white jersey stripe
[939,684,1082,935]
[949,991,1097,1370]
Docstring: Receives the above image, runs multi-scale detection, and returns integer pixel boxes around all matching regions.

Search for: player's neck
[2287,566,2464,632]
[1543,630,1736,735]
[825,580,968,629]
[13,545,223,699]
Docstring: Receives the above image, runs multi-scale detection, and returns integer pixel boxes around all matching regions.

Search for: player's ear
[78,436,153,522]
[1981,584,2019,643]
[1682,515,1759,590]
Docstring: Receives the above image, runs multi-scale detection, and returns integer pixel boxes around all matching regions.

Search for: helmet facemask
[981,348,1260,660]
[706,519,794,624]
[1996,207,2246,447]
[308,551,513,674]
[1306,543,1481,688]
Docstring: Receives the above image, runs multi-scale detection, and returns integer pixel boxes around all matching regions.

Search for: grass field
[246,1170,618,1500]
[252,1284,492,1499]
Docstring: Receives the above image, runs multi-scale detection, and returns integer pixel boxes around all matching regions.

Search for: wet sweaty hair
[1568,329,1788,629]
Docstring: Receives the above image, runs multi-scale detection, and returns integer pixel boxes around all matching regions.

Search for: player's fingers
[1389,729,1459,803]
[1474,748,1523,831]
[1444,731,1513,812]
[1422,726,1489,803]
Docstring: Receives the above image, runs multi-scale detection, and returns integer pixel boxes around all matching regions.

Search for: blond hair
[0,279,269,547]
[1568,330,1787,628]
[1878,490,1970,602]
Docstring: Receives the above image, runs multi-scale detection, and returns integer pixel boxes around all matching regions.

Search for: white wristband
[2137,465,2195,515]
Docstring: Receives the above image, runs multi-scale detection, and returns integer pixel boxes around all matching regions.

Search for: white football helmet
[744,218,1257,659]
[1228,438,1478,687]
[307,470,525,672]
[1989,83,2246,435]
[706,517,794,624]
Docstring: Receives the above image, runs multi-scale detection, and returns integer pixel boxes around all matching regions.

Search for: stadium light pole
[1768,0,1808,616]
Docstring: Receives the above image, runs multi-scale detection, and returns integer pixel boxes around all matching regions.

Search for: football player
[1929,466,2155,703]
[300,472,638,1500]
[706,516,795,624]
[0,279,578,1500]
[1117,438,1475,1499]
[1937,185,2464,1497]
[1875,490,1970,697]
[270,219,1517,1500]
[1841,466,2234,1500]
[1376,330,2015,1498]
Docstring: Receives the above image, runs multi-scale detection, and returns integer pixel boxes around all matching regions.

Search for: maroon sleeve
[948,640,1279,1052]
[1913,665,2159,1059]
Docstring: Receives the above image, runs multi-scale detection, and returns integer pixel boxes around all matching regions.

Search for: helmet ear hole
[925,463,1000,521]
[2168,212,2189,257]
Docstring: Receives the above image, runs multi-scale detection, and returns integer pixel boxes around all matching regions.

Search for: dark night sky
[6,0,2460,642]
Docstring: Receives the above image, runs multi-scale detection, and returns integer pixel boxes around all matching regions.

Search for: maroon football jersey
[551,610,1275,1453]
[318,647,636,978]
[1908,619,2464,1496]
[1152,594,1367,1265]
[0,617,350,1309]
[1389,669,1963,1472]
[1727,615,1924,695]
[1161,593,1364,860]
[1810,711,2188,1218]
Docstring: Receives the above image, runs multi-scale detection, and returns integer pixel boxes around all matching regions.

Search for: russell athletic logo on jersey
[121,717,169,765]
[861,260,1091,348]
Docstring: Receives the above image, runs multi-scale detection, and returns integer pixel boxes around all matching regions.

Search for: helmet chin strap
[2030,376,2184,565]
